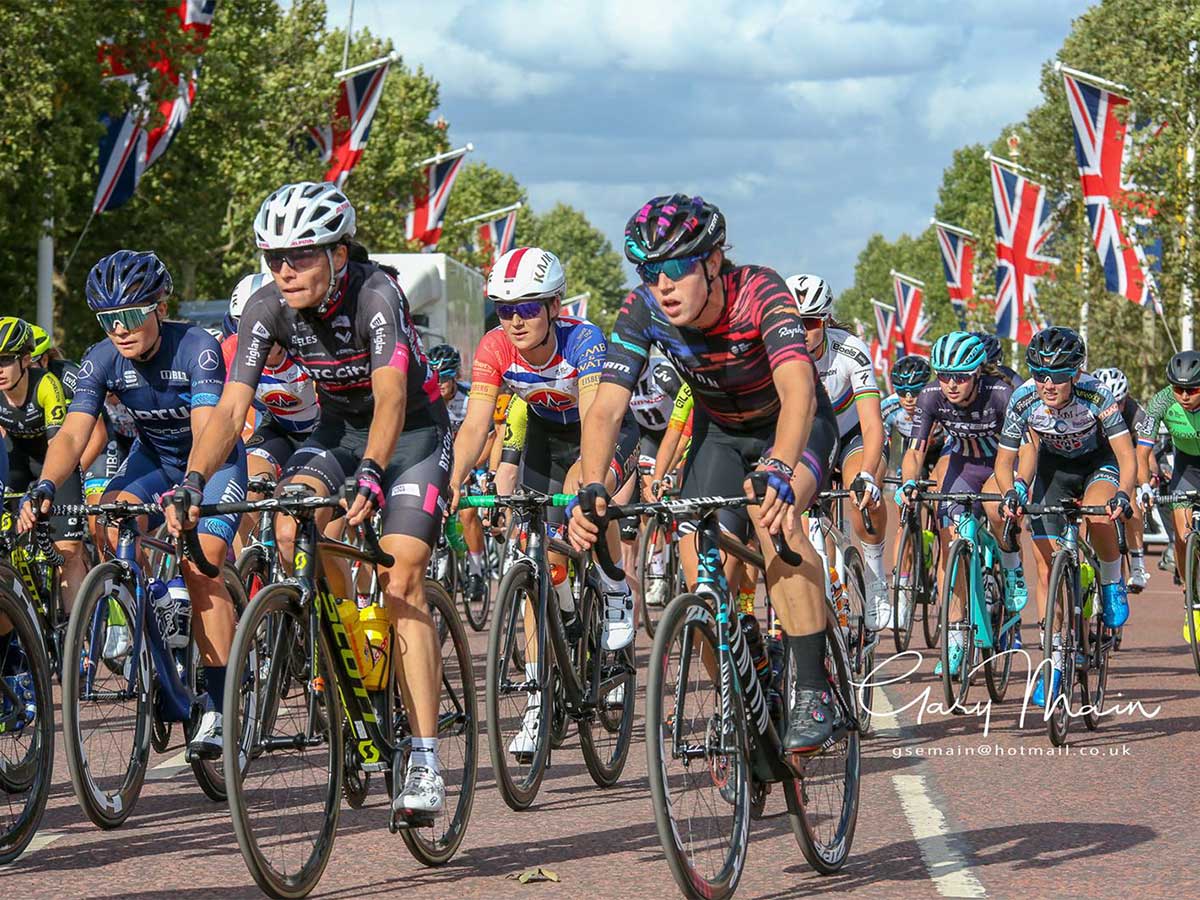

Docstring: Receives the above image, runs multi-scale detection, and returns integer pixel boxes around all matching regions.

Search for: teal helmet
[930,332,986,373]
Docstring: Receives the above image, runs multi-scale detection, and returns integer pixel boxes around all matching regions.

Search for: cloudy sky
[329,0,1092,290]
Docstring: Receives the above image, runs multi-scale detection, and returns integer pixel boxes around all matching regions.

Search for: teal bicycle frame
[951,512,1020,651]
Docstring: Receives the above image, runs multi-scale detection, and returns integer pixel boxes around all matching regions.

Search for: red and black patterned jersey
[601,265,823,429]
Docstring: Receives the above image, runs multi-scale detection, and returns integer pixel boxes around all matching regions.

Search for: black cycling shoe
[467,573,486,601]
[784,686,835,754]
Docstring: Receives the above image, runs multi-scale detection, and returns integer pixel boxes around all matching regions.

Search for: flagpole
[929,218,976,239]
[36,217,53,332]
[334,50,398,81]
[415,144,473,168]
[458,201,522,226]
[1184,39,1197,351]
[341,0,355,71]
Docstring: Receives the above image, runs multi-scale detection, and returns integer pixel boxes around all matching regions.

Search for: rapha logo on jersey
[776,324,804,340]
[198,349,220,371]
[252,321,271,340]
[368,311,387,330]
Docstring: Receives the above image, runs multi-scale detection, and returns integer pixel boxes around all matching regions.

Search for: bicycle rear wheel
[61,561,151,829]
[399,581,478,866]
[578,577,636,787]
[1044,552,1076,747]
[645,593,749,900]
[841,547,873,735]
[786,609,861,874]
[891,522,918,654]
[0,584,55,863]
[1082,574,1109,732]
[638,516,672,639]
[224,584,343,899]
[1185,531,1200,678]
[485,561,552,810]
[922,506,942,649]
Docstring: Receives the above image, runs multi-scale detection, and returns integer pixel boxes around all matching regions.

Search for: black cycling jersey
[0,367,67,461]
[230,260,440,429]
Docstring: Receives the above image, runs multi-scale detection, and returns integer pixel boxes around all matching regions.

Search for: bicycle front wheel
[638,516,671,639]
[938,540,974,711]
[578,577,636,787]
[224,584,343,899]
[922,507,943,650]
[61,561,151,829]
[1043,552,1076,747]
[891,522,918,653]
[0,584,55,863]
[1186,531,1200,678]
[645,593,749,900]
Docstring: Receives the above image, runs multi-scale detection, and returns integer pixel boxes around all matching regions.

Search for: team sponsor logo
[123,370,139,387]
[603,360,632,375]
[776,324,804,340]
[160,370,188,381]
[524,387,576,413]
[130,406,190,421]
[261,389,301,410]
[252,320,271,340]
[78,359,94,380]
[198,349,220,371]
[335,330,353,344]
[390,483,419,497]
[368,311,387,330]
[294,333,318,346]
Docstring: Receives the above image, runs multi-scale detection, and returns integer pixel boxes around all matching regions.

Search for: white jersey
[445,382,470,432]
[629,358,683,432]
[813,327,880,437]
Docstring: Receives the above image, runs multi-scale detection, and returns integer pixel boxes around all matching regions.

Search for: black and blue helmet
[931,332,986,373]
[428,344,461,379]
[970,331,1002,365]
[85,250,173,311]
[1026,326,1086,372]
[891,355,933,390]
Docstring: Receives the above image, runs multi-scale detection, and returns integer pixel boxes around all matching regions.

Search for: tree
[529,204,627,335]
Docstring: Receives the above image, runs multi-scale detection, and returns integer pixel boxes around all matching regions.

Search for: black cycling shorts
[1167,449,1200,508]
[1030,449,1119,540]
[638,426,665,466]
[247,416,310,477]
[282,409,451,545]
[10,448,85,542]
[679,405,838,541]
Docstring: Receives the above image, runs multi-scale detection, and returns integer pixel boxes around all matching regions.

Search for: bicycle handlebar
[816,489,876,536]
[458,492,575,510]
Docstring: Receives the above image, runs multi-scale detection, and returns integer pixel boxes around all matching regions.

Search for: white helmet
[786,273,834,318]
[254,181,356,250]
[1092,366,1129,403]
[487,247,567,302]
[229,272,271,319]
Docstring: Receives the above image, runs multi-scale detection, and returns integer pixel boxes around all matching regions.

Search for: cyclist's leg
[47,468,87,614]
[981,472,1027,609]
[275,429,347,591]
[1080,462,1127,626]
[840,435,888,627]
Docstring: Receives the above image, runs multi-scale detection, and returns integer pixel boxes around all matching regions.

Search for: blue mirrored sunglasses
[636,254,705,285]
[1030,365,1077,384]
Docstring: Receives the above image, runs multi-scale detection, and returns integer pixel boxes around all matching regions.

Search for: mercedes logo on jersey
[198,349,220,371]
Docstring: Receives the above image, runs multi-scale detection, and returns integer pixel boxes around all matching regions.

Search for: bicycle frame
[952,512,1020,650]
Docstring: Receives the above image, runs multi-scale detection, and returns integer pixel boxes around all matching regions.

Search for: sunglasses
[496,300,547,321]
[636,254,705,285]
[96,303,159,334]
[263,246,326,273]
[936,371,976,384]
[0,354,21,367]
[802,316,828,329]
[896,387,923,397]
[1030,366,1077,384]
[1173,384,1200,397]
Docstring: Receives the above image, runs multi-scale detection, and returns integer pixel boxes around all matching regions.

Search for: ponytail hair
[346,239,400,278]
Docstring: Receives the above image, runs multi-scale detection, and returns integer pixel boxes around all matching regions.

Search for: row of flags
[869,63,1167,377]
[92,12,517,264]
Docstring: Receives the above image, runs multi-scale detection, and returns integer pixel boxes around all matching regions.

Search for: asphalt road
[2,545,1195,899]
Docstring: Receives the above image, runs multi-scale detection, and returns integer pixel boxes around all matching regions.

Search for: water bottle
[150,579,177,647]
[359,605,391,690]
[166,576,190,650]
[335,599,370,678]
[738,614,772,694]
[1080,562,1096,618]
[446,515,467,556]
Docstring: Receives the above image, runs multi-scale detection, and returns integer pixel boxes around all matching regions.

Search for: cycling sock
[787,633,827,691]
[861,539,885,582]
[203,665,227,714]
[409,736,440,776]
[468,551,485,576]
[1000,550,1021,570]
[1131,549,1145,570]
[1098,557,1122,585]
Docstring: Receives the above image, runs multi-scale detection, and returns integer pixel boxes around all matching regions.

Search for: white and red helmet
[486,247,566,302]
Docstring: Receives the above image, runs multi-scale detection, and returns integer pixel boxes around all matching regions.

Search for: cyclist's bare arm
[186,382,255,481]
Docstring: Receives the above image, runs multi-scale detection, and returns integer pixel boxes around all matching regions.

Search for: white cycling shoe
[601,590,635,651]
[508,700,541,759]
[865,579,892,631]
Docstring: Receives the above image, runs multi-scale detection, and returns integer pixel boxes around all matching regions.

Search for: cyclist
[1138,351,1200,602]
[570,193,841,753]
[972,331,1021,388]
[18,251,248,758]
[0,316,88,611]
[175,182,451,816]
[996,327,1135,705]
[1092,366,1151,591]
[430,343,490,601]
[452,246,640,755]
[896,332,1026,671]
[881,355,940,473]
[788,273,888,628]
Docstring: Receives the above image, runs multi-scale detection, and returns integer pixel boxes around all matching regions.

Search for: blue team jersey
[999,374,1128,459]
[70,322,232,468]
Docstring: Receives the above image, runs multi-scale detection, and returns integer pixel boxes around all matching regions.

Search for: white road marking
[145,749,189,780]
[874,689,987,898]
[23,830,63,854]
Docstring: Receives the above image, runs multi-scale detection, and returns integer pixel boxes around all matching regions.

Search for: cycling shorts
[638,425,665,462]
[83,438,131,500]
[519,411,640,528]
[1030,449,1119,541]
[282,410,451,545]
[680,403,838,541]
[1167,449,1200,508]
[937,455,994,528]
[106,443,247,546]
[246,417,311,477]
[9,447,85,542]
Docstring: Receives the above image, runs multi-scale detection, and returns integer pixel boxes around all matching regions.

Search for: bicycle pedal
[391,809,435,830]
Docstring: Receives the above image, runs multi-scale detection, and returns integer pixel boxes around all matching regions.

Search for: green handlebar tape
[460,495,496,508]
[552,494,576,507]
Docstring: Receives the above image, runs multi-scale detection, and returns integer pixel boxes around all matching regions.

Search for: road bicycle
[602,478,859,899]
[1018,501,1125,746]
[53,499,250,825]
[1162,490,1200,677]
[460,491,636,811]
[634,486,686,639]
[883,478,941,651]
[215,483,477,897]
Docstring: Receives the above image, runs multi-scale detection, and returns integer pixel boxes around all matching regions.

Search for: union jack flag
[475,210,519,265]
[308,61,390,188]
[562,294,589,319]
[1062,71,1162,313]
[405,148,469,251]
[93,1,216,214]
[891,272,930,356]
[990,158,1056,345]
[933,221,975,328]
[871,297,901,369]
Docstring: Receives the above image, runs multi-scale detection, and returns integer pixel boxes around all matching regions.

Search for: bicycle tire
[645,592,749,900]
[938,540,974,711]
[841,547,873,735]
[786,609,861,874]
[190,563,250,803]
[485,561,552,811]
[1082,567,1109,732]
[578,577,636,788]
[1186,531,1200,678]
[983,558,1013,704]
[61,560,151,829]
[461,552,491,632]
[224,583,343,899]
[400,580,478,866]
[637,516,670,639]
[0,584,55,864]
[1044,551,1075,747]
[922,507,942,650]
[891,521,917,654]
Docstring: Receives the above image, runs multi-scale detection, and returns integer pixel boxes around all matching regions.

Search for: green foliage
[0,1,620,358]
